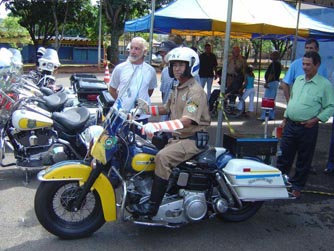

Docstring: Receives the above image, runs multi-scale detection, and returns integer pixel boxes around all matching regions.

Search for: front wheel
[217,201,263,222]
[34,181,105,239]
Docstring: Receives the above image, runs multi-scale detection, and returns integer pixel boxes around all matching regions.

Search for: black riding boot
[132,175,168,216]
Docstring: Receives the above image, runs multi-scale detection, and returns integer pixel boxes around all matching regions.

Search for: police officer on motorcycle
[133,47,211,216]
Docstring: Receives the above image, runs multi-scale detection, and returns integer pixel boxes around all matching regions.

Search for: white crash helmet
[0,48,13,76]
[8,48,23,73]
[37,47,46,56]
[167,47,200,78]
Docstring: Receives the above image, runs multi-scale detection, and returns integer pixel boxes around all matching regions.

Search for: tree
[103,0,173,66]
[271,38,292,60]
[3,0,90,52]
[0,16,31,48]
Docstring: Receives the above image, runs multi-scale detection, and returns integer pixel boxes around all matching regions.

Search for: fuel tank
[131,153,156,172]
[12,110,53,130]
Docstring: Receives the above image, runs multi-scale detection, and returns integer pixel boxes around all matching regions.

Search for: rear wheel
[217,201,263,222]
[34,181,105,239]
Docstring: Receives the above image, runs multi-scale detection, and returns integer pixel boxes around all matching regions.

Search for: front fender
[38,160,116,222]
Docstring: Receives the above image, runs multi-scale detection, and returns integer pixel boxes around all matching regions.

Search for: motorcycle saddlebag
[77,79,108,103]
[97,90,115,116]
[223,159,289,200]
[70,73,97,92]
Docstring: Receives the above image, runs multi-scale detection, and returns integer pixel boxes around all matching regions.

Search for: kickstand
[23,168,31,186]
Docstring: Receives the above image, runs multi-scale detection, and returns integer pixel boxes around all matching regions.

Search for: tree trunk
[109,29,122,67]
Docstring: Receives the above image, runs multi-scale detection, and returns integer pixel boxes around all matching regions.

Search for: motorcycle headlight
[82,125,104,146]
[47,63,54,70]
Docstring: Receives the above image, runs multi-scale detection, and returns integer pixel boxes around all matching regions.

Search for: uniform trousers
[154,138,202,180]
[276,120,319,191]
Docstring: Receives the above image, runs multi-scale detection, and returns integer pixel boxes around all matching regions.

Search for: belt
[286,118,304,126]
[173,134,197,140]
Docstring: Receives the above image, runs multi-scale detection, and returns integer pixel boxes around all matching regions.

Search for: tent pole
[215,0,233,147]
[148,0,156,65]
[291,0,301,61]
[255,38,263,116]
[98,0,102,69]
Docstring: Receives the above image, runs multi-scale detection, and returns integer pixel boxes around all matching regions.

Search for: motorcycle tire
[34,181,105,239]
[217,201,263,222]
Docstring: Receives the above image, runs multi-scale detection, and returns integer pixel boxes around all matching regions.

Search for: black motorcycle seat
[42,92,68,112]
[193,147,217,168]
[40,86,54,96]
[52,106,90,132]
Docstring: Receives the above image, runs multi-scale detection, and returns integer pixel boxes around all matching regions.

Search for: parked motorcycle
[22,48,64,93]
[34,107,293,239]
[0,90,102,182]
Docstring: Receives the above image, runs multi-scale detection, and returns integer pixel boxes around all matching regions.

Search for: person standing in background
[158,40,177,121]
[109,36,157,113]
[258,51,282,121]
[199,43,218,100]
[281,38,327,102]
[226,46,247,97]
[238,65,255,117]
[277,51,334,198]
[109,37,157,138]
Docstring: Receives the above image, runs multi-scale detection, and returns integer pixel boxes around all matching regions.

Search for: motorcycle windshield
[91,108,126,164]
[42,49,60,66]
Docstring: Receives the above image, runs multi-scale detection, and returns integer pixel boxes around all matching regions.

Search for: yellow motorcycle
[34,107,292,239]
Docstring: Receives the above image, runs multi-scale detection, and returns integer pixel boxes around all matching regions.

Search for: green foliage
[0,16,31,47]
[103,0,174,65]
[3,0,92,48]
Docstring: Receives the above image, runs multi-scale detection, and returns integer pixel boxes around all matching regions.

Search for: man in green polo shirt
[277,51,334,199]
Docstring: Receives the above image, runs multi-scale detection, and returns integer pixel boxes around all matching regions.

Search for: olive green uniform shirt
[165,78,211,138]
[284,74,334,122]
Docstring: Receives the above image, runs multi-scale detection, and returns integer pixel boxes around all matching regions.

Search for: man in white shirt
[109,37,157,112]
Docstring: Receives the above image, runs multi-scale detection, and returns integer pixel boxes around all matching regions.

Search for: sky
[0,3,8,19]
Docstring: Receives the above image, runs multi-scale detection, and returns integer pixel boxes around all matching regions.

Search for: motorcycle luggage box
[77,79,108,103]
[223,159,289,199]
[97,90,115,116]
[70,73,97,91]
[223,133,278,157]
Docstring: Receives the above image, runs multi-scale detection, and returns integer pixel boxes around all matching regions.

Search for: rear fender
[38,160,116,222]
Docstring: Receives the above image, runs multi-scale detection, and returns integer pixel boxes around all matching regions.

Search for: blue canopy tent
[124,0,334,39]
[125,0,334,146]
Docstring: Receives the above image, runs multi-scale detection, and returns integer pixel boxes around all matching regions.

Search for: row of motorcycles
[1,47,295,240]
[0,47,107,182]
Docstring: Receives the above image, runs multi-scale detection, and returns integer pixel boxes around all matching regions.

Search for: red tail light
[0,92,18,111]
[87,94,99,101]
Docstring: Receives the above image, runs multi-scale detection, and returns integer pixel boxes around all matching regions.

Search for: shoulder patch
[186,100,199,113]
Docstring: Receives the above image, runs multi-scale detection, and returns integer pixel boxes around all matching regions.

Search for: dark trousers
[276,120,319,190]
[327,120,334,166]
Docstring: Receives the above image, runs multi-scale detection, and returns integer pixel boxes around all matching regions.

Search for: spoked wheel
[223,94,245,118]
[34,181,105,239]
[217,201,264,222]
